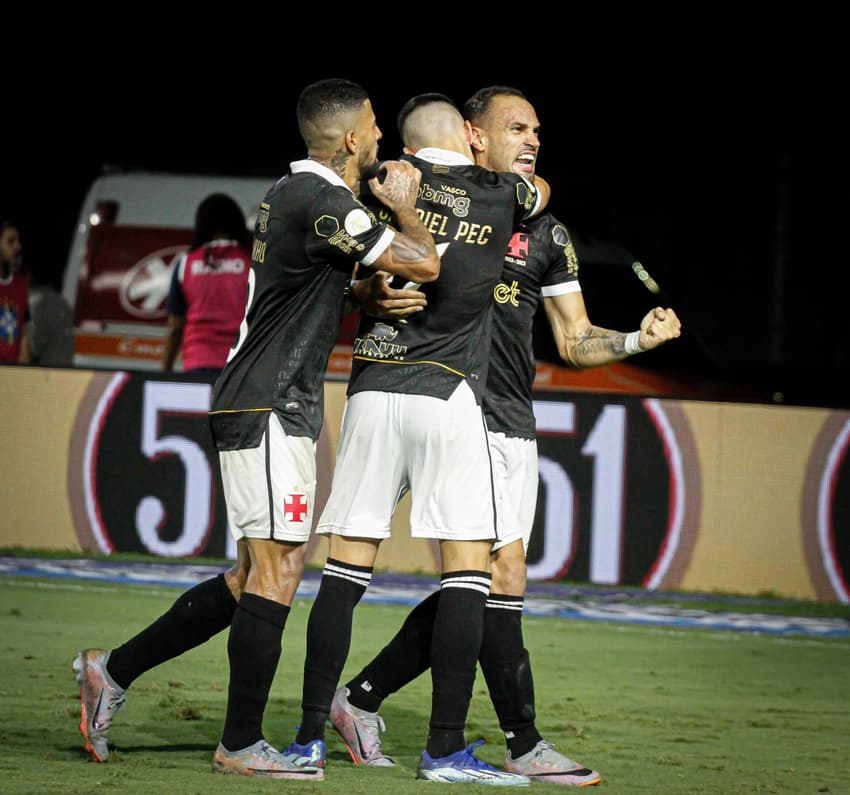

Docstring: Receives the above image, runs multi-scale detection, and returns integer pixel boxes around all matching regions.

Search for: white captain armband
[624,330,644,355]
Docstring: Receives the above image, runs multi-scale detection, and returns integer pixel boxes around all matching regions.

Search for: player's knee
[491,548,527,596]
[222,541,250,599]
[223,566,247,601]
[278,543,306,581]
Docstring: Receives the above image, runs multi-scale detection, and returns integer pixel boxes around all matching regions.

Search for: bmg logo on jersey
[418,182,470,217]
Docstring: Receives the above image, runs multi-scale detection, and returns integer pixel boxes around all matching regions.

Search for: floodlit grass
[1,573,848,794]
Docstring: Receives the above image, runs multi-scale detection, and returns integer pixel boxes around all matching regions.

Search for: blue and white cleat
[281,737,327,769]
[417,739,531,786]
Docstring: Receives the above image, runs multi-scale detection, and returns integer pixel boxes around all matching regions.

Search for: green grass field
[1,570,848,794]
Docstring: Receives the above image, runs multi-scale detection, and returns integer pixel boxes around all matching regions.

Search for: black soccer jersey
[209,160,393,447]
[483,212,581,439]
[348,149,539,403]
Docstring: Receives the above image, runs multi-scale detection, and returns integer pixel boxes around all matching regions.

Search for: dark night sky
[6,8,850,405]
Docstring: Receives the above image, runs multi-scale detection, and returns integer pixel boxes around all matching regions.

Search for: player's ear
[465,121,484,152]
[344,128,357,154]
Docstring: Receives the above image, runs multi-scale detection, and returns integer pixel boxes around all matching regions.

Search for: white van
[61,170,274,371]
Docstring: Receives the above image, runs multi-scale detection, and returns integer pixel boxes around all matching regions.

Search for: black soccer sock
[346,590,440,713]
[426,570,489,759]
[106,574,237,690]
[479,594,542,758]
[297,558,372,744]
[220,593,289,752]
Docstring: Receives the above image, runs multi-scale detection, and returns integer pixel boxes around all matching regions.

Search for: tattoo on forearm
[391,206,434,263]
[575,327,627,357]
[390,237,433,263]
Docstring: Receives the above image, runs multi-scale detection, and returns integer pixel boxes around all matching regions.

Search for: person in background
[26,258,74,367]
[0,217,31,364]
[161,193,252,379]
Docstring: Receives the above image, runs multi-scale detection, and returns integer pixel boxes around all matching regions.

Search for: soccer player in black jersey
[71,78,440,779]
[289,94,548,785]
[326,88,682,786]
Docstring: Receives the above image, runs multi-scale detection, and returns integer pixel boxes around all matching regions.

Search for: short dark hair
[462,85,528,125]
[296,78,370,138]
[396,92,458,141]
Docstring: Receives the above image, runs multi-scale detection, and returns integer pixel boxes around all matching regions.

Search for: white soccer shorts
[218,412,317,543]
[317,381,497,542]
[488,432,539,553]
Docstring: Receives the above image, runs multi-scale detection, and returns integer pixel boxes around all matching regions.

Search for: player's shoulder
[265,171,358,218]
[467,165,526,188]
[526,209,562,229]
[526,211,570,241]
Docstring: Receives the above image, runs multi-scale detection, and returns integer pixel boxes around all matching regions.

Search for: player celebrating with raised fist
[328,86,681,787]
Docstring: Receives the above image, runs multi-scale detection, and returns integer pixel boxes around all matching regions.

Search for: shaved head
[397,93,469,153]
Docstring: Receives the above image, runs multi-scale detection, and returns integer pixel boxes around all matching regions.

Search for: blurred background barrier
[2,366,848,603]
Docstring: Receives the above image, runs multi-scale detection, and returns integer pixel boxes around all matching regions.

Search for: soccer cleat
[504,740,601,786]
[212,740,324,779]
[72,648,126,762]
[280,737,327,769]
[329,686,396,766]
[417,739,531,786]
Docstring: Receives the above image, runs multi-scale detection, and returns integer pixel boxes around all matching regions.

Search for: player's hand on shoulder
[639,306,682,349]
[370,160,423,212]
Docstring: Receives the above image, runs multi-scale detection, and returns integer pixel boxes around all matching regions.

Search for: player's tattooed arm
[569,327,631,365]
[370,160,440,283]
[566,313,680,367]
[544,293,681,369]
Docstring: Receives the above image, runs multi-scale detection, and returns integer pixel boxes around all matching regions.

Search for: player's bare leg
[216,538,321,778]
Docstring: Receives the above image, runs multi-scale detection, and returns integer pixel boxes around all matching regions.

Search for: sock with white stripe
[479,595,542,758]
[298,557,372,743]
[426,569,490,759]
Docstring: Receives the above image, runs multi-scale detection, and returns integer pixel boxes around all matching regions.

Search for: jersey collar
[290,159,352,193]
[413,147,474,166]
